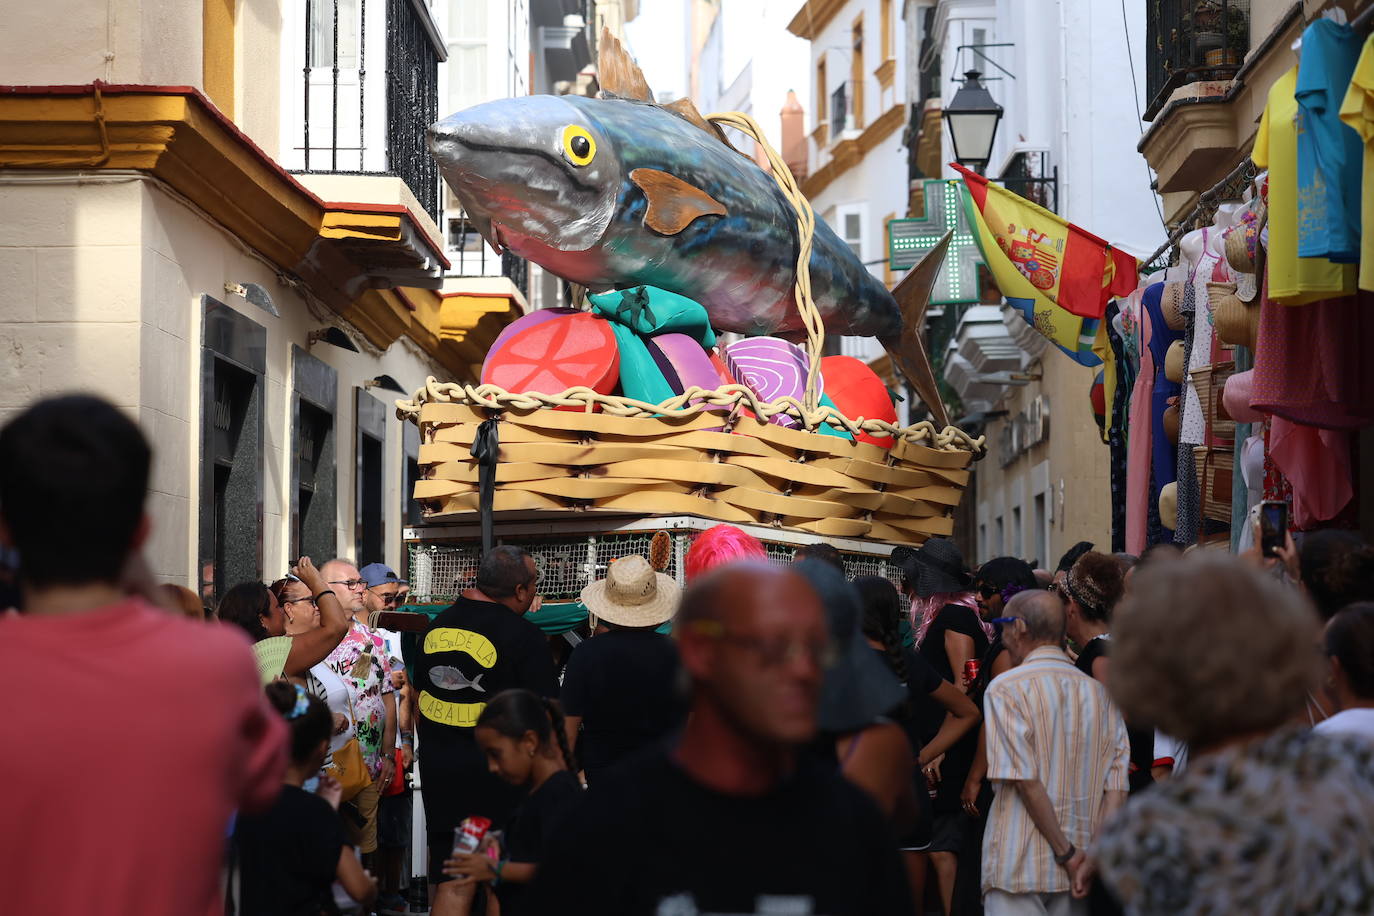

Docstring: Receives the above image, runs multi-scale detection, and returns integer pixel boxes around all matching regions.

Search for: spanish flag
[952,163,1139,320]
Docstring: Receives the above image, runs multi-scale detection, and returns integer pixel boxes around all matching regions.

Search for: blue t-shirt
[1295,18,1365,263]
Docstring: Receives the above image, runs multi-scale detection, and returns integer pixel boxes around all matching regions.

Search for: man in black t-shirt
[526,563,914,915]
[563,554,687,785]
[414,546,558,882]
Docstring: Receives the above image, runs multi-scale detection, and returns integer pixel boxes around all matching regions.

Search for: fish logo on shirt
[430,665,487,693]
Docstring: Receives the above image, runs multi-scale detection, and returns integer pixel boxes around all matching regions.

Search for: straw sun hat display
[580,554,680,628]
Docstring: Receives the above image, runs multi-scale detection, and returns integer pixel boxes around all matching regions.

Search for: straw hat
[1158,481,1179,531]
[1162,282,1187,331]
[1214,294,1259,351]
[1165,340,1187,383]
[580,554,680,628]
[1163,402,1181,444]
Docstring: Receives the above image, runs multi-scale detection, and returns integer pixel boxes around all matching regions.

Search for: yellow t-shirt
[1252,66,1356,303]
[1339,34,1374,293]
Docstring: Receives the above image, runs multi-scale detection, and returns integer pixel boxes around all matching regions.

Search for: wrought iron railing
[999,150,1058,213]
[296,0,440,220]
[1144,0,1250,120]
[445,213,530,297]
[385,0,440,219]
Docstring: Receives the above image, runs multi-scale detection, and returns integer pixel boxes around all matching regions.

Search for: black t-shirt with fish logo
[414,595,558,832]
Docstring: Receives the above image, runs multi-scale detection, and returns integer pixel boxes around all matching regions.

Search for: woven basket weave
[409,400,975,544]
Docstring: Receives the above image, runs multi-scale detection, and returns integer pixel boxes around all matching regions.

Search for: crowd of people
[4,393,1374,916]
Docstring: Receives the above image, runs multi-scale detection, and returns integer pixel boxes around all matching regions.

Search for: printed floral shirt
[326,618,395,777]
[1094,728,1374,916]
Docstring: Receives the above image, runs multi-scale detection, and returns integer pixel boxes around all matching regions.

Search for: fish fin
[661,97,743,152]
[880,230,953,429]
[630,168,727,235]
[597,27,654,102]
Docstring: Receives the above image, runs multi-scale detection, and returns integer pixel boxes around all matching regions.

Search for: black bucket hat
[898,538,972,597]
[795,560,906,734]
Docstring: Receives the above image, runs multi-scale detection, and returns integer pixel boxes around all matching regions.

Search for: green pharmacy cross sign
[889,179,983,305]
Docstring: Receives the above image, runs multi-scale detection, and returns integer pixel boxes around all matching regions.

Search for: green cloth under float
[589,286,717,348]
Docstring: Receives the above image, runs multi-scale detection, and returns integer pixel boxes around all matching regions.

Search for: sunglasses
[368,589,402,606]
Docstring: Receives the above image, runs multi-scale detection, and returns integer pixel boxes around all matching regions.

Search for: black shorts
[929,810,969,854]
[898,779,934,851]
[377,790,412,849]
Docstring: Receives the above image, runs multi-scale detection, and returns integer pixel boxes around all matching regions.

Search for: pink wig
[685,524,768,582]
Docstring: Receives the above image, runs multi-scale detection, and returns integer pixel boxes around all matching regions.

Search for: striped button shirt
[982,646,1130,895]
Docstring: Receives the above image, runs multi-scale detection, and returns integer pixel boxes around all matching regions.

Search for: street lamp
[943,70,1003,174]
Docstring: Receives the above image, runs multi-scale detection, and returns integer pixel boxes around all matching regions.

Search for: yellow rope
[398,109,985,455]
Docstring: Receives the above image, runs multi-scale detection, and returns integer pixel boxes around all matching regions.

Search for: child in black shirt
[435,689,581,916]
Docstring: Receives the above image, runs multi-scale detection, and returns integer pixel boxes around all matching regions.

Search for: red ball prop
[819,355,897,448]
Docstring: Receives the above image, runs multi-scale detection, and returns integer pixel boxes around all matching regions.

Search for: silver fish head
[428,95,622,257]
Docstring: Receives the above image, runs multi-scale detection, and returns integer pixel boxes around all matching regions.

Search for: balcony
[1144,0,1251,120]
[285,0,445,220]
[998,150,1057,214]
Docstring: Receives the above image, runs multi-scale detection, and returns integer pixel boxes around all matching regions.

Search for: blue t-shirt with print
[1295,18,1365,263]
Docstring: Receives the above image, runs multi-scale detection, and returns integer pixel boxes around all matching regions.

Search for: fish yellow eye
[562,125,596,166]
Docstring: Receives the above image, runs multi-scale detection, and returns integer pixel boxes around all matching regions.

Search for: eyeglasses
[686,620,838,670]
[991,616,1023,627]
[328,578,367,591]
[281,595,318,608]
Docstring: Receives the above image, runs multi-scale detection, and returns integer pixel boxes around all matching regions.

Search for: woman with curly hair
[1087,554,1374,914]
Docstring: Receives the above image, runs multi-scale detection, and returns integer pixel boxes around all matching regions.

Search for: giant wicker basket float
[397,112,984,547]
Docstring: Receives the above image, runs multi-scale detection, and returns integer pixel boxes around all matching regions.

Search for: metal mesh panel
[408,531,909,615]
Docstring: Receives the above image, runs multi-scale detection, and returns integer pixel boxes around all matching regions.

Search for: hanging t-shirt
[1340,33,1374,292]
[1253,66,1356,303]
[1295,19,1365,263]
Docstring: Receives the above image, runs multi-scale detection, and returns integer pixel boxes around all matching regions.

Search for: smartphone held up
[1260,501,1288,559]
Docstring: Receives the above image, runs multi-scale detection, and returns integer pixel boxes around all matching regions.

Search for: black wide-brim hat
[901,537,972,597]
[794,560,906,735]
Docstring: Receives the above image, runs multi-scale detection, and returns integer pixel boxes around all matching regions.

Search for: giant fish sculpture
[429,30,952,426]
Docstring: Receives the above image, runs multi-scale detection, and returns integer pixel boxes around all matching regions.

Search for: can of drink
[963,658,980,688]
[452,816,492,856]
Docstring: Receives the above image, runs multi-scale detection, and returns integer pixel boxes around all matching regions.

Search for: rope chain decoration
[397,110,986,456]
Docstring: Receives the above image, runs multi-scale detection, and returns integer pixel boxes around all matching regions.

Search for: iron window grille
[297,0,440,220]
[1144,0,1250,121]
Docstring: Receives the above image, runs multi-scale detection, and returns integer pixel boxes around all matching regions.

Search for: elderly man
[526,563,913,914]
[322,557,397,862]
[981,590,1129,916]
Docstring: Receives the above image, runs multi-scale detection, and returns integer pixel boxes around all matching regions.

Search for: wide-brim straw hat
[1214,294,1260,351]
[580,554,680,628]
[1159,481,1179,531]
[1162,282,1188,331]
[1165,340,1187,383]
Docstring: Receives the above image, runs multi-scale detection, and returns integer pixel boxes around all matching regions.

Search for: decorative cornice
[874,58,897,90]
[0,83,518,381]
[787,0,848,39]
[800,103,905,199]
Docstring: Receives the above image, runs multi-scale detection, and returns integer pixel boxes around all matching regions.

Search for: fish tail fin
[879,230,953,429]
